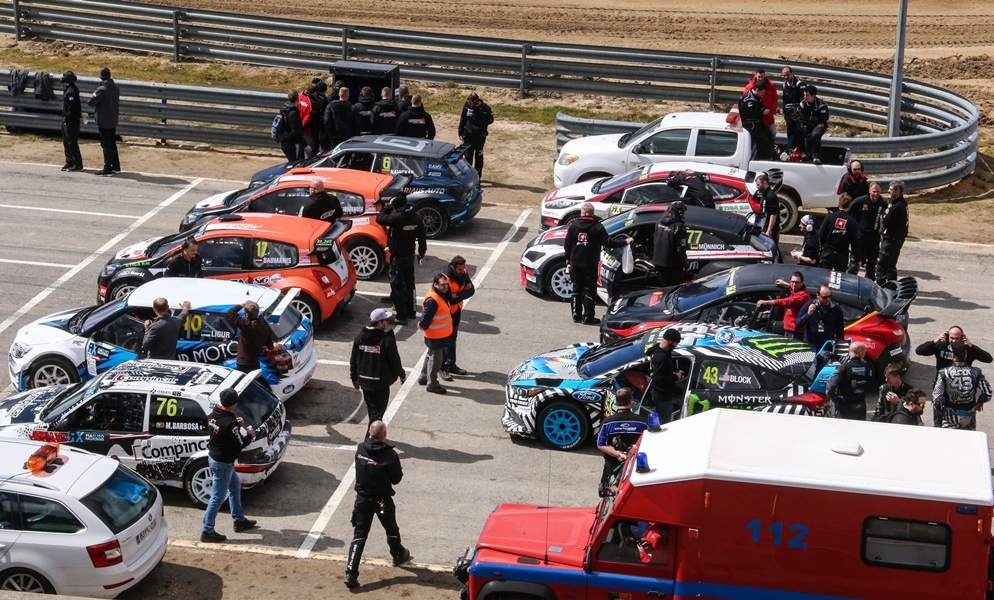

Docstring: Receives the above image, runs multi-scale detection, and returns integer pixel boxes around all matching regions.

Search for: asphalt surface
[1,160,993,586]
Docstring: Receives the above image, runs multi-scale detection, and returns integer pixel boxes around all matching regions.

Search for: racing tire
[560,211,581,226]
[417,201,449,239]
[291,294,322,328]
[537,400,590,451]
[577,172,611,183]
[184,458,213,507]
[27,356,79,389]
[344,237,385,280]
[543,259,573,302]
[0,568,55,594]
[106,278,143,302]
[777,191,800,233]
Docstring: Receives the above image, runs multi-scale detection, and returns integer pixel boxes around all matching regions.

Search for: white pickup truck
[554,111,851,231]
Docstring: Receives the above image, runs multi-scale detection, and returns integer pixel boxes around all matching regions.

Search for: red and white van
[456,409,994,600]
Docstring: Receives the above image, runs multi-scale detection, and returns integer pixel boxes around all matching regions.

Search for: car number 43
[136,518,157,544]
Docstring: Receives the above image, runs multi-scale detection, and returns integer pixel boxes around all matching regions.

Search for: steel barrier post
[341,29,349,60]
[12,0,21,41]
[887,0,908,146]
[709,57,718,111]
[519,44,531,99]
[172,10,181,62]
[160,92,167,145]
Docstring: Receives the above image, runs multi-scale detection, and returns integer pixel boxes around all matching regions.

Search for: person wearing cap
[933,342,992,430]
[596,388,647,497]
[458,92,494,177]
[648,328,684,424]
[756,271,810,340]
[60,69,83,172]
[791,214,819,265]
[350,308,406,423]
[652,201,688,287]
[87,66,120,177]
[201,387,258,543]
[376,191,427,324]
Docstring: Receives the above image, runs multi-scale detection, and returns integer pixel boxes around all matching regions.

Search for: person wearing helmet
[651,201,688,287]
[60,70,83,172]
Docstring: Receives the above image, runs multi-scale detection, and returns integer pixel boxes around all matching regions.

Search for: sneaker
[439,370,454,382]
[95,169,114,177]
[112,169,121,174]
[812,158,822,165]
[344,575,359,589]
[233,518,257,532]
[449,366,468,375]
[392,548,412,566]
[582,317,601,325]
[396,317,410,326]
[68,166,83,172]
[417,376,427,386]
[379,296,393,303]
[200,531,227,543]
[60,164,72,171]
[426,383,447,394]
[572,316,582,324]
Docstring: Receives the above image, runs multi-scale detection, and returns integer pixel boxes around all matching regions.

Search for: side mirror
[91,331,104,343]
[632,144,644,155]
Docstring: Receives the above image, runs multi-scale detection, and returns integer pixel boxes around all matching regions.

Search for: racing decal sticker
[828,270,843,290]
[352,217,371,226]
[743,337,813,359]
[714,328,736,346]
[572,390,602,403]
[252,274,284,285]
[131,437,209,461]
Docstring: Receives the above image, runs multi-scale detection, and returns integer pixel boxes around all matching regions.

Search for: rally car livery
[503,323,836,450]
[0,360,292,506]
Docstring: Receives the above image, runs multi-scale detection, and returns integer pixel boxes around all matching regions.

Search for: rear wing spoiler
[878,276,918,318]
[209,368,263,405]
[267,288,301,322]
[314,219,353,249]
[448,143,473,162]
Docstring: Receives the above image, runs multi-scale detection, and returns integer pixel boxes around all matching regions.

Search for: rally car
[539,161,782,229]
[99,214,355,326]
[601,264,918,376]
[503,323,837,451]
[10,278,316,402]
[249,135,483,238]
[521,204,778,302]
[179,167,399,279]
[0,360,292,506]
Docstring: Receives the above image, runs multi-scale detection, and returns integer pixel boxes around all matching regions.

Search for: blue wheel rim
[543,408,581,447]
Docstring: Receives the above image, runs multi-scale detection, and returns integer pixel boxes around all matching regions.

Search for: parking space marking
[429,241,497,251]
[0,178,204,336]
[0,258,76,268]
[291,440,356,451]
[295,208,531,560]
[0,203,139,219]
[317,358,413,372]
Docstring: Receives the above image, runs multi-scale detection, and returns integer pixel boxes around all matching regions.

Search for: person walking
[458,92,494,177]
[596,388,647,497]
[795,284,846,352]
[87,67,120,177]
[344,420,411,589]
[755,271,810,340]
[827,342,875,421]
[225,301,282,373]
[350,309,406,423]
[60,69,83,172]
[563,202,632,325]
[376,192,427,325]
[165,237,204,278]
[876,180,909,285]
[818,195,856,271]
[933,342,992,430]
[849,182,886,279]
[872,363,913,421]
[651,201,688,287]
[201,388,258,543]
[395,94,436,139]
[799,85,829,163]
[416,274,453,394]
[141,298,191,360]
[277,91,307,162]
[372,87,401,135]
[440,256,475,379]
[916,326,993,428]
[648,328,684,424]
[780,66,807,157]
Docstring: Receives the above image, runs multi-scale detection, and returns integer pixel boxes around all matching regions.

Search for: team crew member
[665,169,715,208]
[873,363,912,421]
[791,215,819,265]
[324,87,360,146]
[849,182,886,279]
[744,69,778,144]
[60,69,83,172]
[142,298,191,360]
[376,192,427,324]
[301,179,343,221]
[225,301,282,373]
[933,342,992,430]
[458,92,494,177]
[738,84,775,160]
[350,309,406,423]
[596,388,647,497]
[876,180,909,285]
[827,342,874,421]
[753,172,780,248]
[839,161,869,203]
[917,326,993,427]
[440,256,475,379]
[395,94,436,139]
[795,284,845,352]
[649,328,684,424]
[755,272,810,340]
[297,84,314,158]
[818,195,856,271]
[372,87,400,135]
[355,86,376,135]
[165,237,204,278]
[652,201,688,287]
[417,274,453,394]
[201,388,258,543]
[345,421,411,589]
[886,389,926,426]
[799,85,829,163]
[87,67,120,176]
[564,202,632,325]
[780,66,807,156]
[277,90,307,161]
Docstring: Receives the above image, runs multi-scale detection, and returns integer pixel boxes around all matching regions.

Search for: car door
[684,358,769,416]
[85,309,153,377]
[247,238,300,285]
[599,223,656,302]
[588,518,676,600]
[196,236,249,279]
[176,310,240,368]
[145,394,210,484]
[52,391,149,463]
[0,492,19,562]
[628,128,691,168]
[10,493,91,581]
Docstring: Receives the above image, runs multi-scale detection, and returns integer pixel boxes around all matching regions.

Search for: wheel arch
[478,580,558,600]
[270,280,330,320]
[577,171,613,183]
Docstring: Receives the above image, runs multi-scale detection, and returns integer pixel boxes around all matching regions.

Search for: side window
[72,392,147,433]
[597,520,671,567]
[95,312,147,350]
[380,154,427,178]
[707,181,743,201]
[198,237,247,269]
[253,187,310,216]
[760,368,793,390]
[696,360,761,391]
[641,129,690,156]
[622,184,681,206]
[342,152,374,172]
[246,193,275,214]
[694,130,739,157]
[700,303,757,328]
[149,395,209,436]
[0,492,14,529]
[179,310,237,343]
[251,239,298,270]
[862,517,951,572]
[19,495,85,534]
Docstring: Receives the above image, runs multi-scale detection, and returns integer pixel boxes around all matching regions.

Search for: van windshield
[80,465,157,534]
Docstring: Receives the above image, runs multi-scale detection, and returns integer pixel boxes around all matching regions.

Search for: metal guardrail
[0,0,979,191]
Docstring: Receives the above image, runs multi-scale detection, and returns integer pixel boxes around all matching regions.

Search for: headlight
[545,199,578,209]
[182,212,202,225]
[557,154,579,166]
[101,263,120,277]
[11,342,32,359]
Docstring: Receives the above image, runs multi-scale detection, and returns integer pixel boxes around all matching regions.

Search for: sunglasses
[818,294,832,299]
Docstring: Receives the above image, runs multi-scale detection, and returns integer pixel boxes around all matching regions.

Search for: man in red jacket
[756,271,811,340]
[744,69,779,145]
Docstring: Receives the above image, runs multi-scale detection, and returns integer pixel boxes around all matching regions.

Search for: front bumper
[520,265,543,295]
[502,385,539,438]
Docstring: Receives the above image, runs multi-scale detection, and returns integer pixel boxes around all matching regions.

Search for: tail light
[850,314,904,346]
[541,215,560,228]
[784,391,832,412]
[87,539,123,568]
[312,269,333,289]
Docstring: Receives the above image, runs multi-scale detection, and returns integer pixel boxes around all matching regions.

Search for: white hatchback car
[0,438,167,597]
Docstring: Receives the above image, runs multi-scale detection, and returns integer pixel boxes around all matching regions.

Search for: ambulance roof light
[647,412,661,432]
[636,452,650,474]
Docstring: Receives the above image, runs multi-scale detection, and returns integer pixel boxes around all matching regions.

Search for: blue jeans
[202,458,245,533]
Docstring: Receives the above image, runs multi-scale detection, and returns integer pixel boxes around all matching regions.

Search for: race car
[539,161,782,230]
[179,167,400,279]
[601,264,918,377]
[521,203,778,302]
[503,323,837,451]
[250,135,483,238]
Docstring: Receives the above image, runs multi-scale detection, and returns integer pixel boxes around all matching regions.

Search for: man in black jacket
[302,180,343,221]
[738,85,775,160]
[355,86,376,135]
[564,203,632,325]
[795,285,846,351]
[780,66,807,155]
[827,342,875,420]
[753,172,780,247]
[849,182,886,279]
[345,420,411,589]
[226,301,282,373]
[838,160,869,202]
[60,70,83,171]
[376,192,427,324]
[800,85,829,163]
[87,67,121,176]
[876,180,909,285]
[201,388,258,542]
[596,388,647,496]
[886,389,925,426]
[649,328,684,424]
[395,94,436,139]
[165,237,204,278]
[916,326,993,427]
[141,298,190,360]
[350,309,406,423]
[325,87,360,146]
[458,92,494,176]
[652,201,688,287]
[277,91,307,161]
[818,195,856,271]
[665,169,714,208]
[372,87,400,135]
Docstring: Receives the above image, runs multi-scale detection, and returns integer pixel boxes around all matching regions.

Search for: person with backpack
[275,91,307,162]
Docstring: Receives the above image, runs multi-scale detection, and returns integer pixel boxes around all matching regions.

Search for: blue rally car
[503,323,840,450]
[250,135,483,238]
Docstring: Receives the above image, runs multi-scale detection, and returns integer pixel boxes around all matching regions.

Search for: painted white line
[291,440,356,451]
[0,203,139,220]
[429,240,497,251]
[916,238,994,249]
[0,258,76,269]
[295,208,531,559]
[352,290,388,297]
[0,178,205,337]
[317,358,413,372]
[2,159,262,186]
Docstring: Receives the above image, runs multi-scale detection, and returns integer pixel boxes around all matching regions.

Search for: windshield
[80,300,128,334]
[81,465,157,534]
[577,337,643,378]
[602,210,640,235]
[619,116,665,148]
[41,376,104,423]
[226,181,277,207]
[593,169,645,195]
[869,283,888,312]
[670,270,731,313]
[234,382,280,427]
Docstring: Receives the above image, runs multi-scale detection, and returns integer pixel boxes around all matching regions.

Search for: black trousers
[569,266,597,321]
[62,121,82,169]
[346,496,405,578]
[853,230,881,280]
[280,139,303,162]
[464,133,486,175]
[745,122,776,159]
[649,392,675,424]
[389,255,417,320]
[836,400,867,421]
[784,107,804,152]
[442,309,461,370]
[98,127,120,171]
[805,125,826,160]
[361,387,390,423]
[818,248,849,272]
[655,266,683,288]
[876,237,904,285]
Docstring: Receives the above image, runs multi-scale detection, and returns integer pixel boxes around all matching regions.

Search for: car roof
[717,264,870,303]
[127,278,282,311]
[89,360,237,398]
[276,167,395,195]
[632,408,994,506]
[0,438,119,497]
[628,204,748,233]
[333,135,457,158]
[655,112,735,130]
[199,213,331,246]
[642,324,815,373]
[644,161,750,181]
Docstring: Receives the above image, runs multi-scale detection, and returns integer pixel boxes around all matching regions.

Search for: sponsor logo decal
[572,390,602,402]
[744,337,813,358]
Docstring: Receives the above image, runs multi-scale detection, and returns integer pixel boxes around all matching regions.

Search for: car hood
[192,189,239,211]
[508,344,593,385]
[475,504,593,569]
[562,133,626,157]
[544,180,598,203]
[526,226,570,249]
[16,308,85,343]
[112,236,166,262]
[0,386,67,427]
